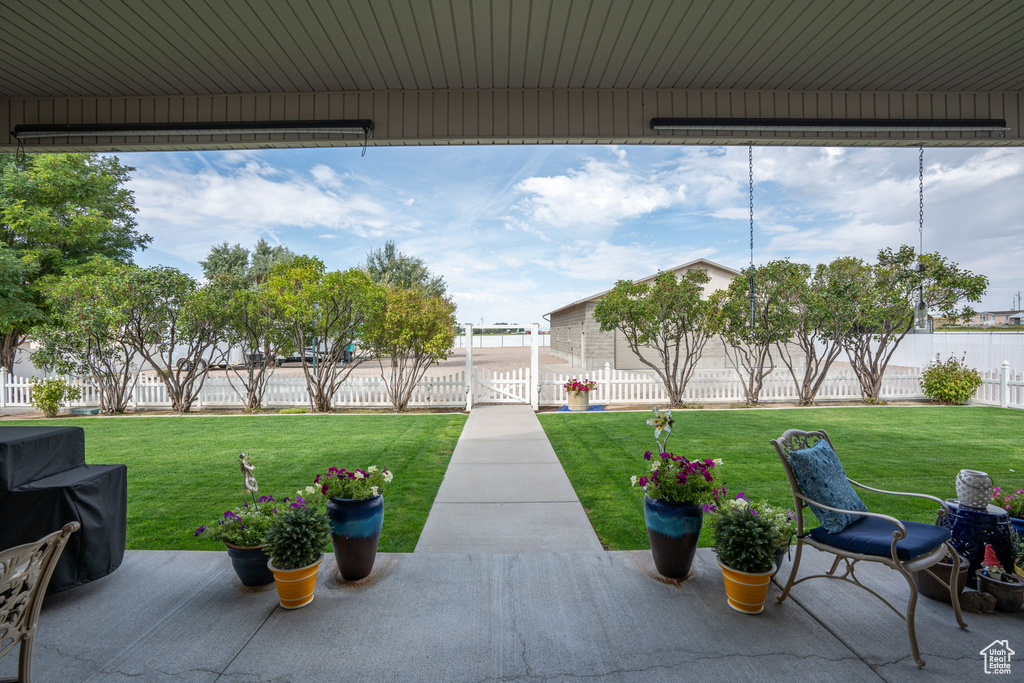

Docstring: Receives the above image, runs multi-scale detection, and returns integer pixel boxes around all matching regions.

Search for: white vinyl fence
[4,362,1022,412]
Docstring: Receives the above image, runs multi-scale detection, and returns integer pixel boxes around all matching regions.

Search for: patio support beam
[4,89,1022,152]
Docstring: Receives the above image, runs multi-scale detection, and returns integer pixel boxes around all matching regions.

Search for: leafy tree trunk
[776,336,843,406]
[723,340,775,404]
[0,329,24,375]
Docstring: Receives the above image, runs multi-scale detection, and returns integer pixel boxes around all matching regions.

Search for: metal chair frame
[0,522,80,683]
[771,429,966,668]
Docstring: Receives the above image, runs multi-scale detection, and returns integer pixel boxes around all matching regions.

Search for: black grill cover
[0,426,85,491]
[0,426,126,594]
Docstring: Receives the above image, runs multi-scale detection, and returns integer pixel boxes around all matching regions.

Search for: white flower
[650,461,660,471]
[371,486,379,496]
[383,471,393,483]
[305,485,318,495]
[713,458,723,467]
[368,466,378,473]
[296,489,304,497]
[354,471,365,479]
[735,498,748,508]
[630,475,638,486]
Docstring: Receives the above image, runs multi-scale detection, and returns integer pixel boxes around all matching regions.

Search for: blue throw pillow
[787,438,867,533]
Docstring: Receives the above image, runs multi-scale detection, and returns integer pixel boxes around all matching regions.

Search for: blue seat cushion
[809,516,952,561]
[788,438,867,533]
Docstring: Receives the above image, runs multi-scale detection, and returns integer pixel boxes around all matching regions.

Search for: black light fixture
[12,119,374,140]
[650,117,1009,133]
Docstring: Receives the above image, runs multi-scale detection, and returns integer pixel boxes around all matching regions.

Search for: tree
[0,153,149,373]
[593,270,723,407]
[362,286,457,412]
[265,258,375,412]
[837,246,987,402]
[720,263,798,405]
[32,266,139,414]
[0,246,40,374]
[112,266,232,412]
[363,240,446,297]
[221,282,290,411]
[773,260,847,405]
[200,242,250,281]
[200,238,295,286]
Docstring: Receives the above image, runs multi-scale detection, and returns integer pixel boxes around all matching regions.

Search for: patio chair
[771,429,966,668]
[0,522,80,683]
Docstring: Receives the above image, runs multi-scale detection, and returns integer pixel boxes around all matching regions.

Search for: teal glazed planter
[644,495,703,579]
[326,496,384,581]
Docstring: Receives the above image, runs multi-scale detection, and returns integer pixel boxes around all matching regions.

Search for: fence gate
[464,323,540,410]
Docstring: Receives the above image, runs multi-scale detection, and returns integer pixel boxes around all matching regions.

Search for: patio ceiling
[2,0,1023,150]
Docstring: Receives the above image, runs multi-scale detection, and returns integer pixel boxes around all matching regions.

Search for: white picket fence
[2,363,1021,411]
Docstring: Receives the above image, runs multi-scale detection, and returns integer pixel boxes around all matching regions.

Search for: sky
[119,143,1024,327]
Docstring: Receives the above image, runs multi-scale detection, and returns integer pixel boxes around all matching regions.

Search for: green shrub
[279,407,310,414]
[920,354,983,405]
[263,503,330,570]
[710,504,776,574]
[30,378,82,418]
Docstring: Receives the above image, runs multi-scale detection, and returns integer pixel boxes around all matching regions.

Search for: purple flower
[660,452,670,460]
[638,476,649,487]
[702,504,717,513]
[736,492,748,501]
[194,525,206,536]
[643,451,652,460]
[258,495,274,503]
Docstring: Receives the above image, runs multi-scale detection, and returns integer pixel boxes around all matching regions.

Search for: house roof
[545,258,740,318]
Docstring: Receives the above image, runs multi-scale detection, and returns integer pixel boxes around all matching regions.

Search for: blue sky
[121,144,1024,326]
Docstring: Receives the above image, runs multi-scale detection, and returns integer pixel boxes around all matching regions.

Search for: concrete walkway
[415,404,603,553]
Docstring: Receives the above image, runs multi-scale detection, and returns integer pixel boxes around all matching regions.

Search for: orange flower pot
[268,555,323,609]
[718,560,775,614]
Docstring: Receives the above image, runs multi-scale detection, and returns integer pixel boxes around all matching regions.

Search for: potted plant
[911,551,969,603]
[563,378,596,411]
[312,465,393,581]
[708,494,778,614]
[754,500,797,576]
[991,485,1024,536]
[630,407,722,579]
[976,544,1024,613]
[194,496,279,586]
[193,452,279,587]
[263,497,331,609]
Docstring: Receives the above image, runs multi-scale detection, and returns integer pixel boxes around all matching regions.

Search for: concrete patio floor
[4,547,1017,682]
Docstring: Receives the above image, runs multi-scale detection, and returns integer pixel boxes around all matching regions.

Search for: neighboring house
[966,310,1021,327]
[1009,312,1024,325]
[545,259,741,371]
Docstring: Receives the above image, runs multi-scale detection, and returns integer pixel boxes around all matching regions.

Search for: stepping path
[415,404,603,552]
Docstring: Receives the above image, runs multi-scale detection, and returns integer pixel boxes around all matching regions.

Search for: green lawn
[3,414,466,552]
[539,406,1024,551]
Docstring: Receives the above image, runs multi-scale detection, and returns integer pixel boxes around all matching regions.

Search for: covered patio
[1,547,1011,681]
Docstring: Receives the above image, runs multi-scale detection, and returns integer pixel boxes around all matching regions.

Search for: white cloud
[515,157,679,229]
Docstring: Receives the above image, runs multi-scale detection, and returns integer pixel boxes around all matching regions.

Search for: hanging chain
[749,145,754,269]
[918,145,924,257]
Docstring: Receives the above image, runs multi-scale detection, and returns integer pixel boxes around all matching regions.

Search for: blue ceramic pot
[643,495,703,579]
[224,543,275,586]
[326,496,384,581]
[1010,516,1024,538]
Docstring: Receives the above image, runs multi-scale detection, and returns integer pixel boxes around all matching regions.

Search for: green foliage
[279,407,310,414]
[827,247,988,402]
[108,265,232,412]
[29,377,82,418]
[720,261,805,404]
[222,284,290,411]
[33,267,138,413]
[0,153,149,372]
[200,238,295,286]
[364,240,446,297]
[196,500,278,547]
[361,286,457,411]
[265,258,376,411]
[263,503,331,570]
[709,504,777,574]
[920,354,983,405]
[593,270,722,406]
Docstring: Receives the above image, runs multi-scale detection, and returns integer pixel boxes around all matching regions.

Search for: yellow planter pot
[567,391,590,411]
[719,560,775,615]
[269,554,323,610]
